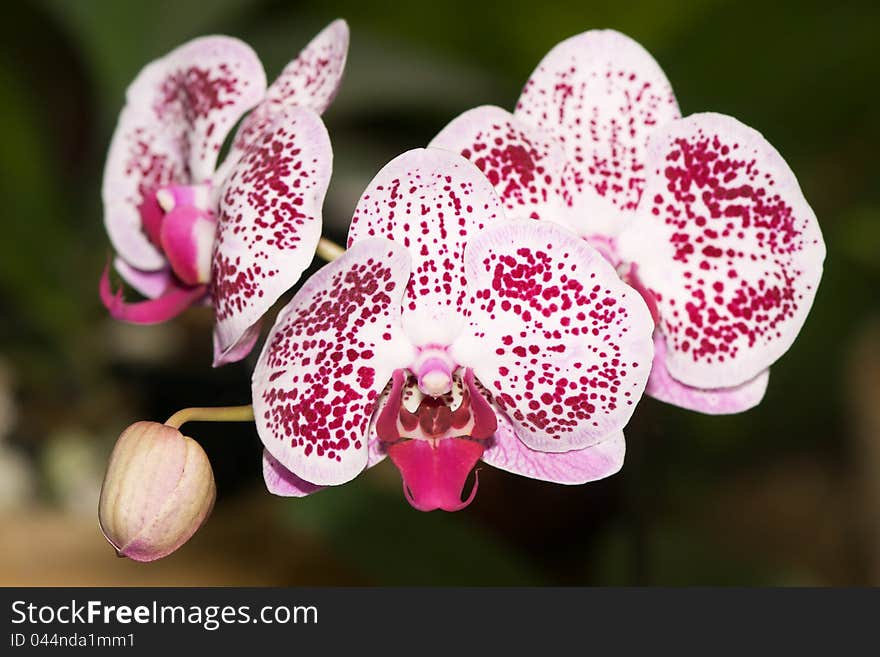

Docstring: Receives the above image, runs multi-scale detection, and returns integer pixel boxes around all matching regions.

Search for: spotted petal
[645,332,768,414]
[429,106,576,230]
[618,113,826,388]
[348,148,504,347]
[232,20,348,152]
[262,395,390,497]
[483,410,625,484]
[514,30,680,237]
[451,220,654,452]
[103,36,266,270]
[212,107,333,366]
[252,238,415,486]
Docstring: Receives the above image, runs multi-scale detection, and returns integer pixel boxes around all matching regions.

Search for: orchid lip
[138,182,217,287]
[377,368,498,512]
[388,437,484,512]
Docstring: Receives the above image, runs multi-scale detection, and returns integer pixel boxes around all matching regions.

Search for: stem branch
[316,237,345,262]
[164,405,255,430]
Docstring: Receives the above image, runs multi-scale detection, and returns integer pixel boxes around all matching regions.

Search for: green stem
[164,405,255,430]
[316,237,345,262]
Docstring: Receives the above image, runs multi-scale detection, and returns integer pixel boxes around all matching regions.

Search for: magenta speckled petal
[451,220,654,452]
[103,36,266,270]
[228,20,349,167]
[212,107,333,366]
[514,30,680,237]
[252,238,415,486]
[483,410,625,484]
[429,105,576,230]
[618,113,826,388]
[645,332,769,414]
[348,148,505,347]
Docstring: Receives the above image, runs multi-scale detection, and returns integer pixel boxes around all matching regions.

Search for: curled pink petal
[100,263,206,324]
[159,205,216,286]
[388,437,484,512]
[139,192,166,248]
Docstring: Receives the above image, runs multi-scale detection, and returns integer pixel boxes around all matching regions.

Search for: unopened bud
[98,421,215,562]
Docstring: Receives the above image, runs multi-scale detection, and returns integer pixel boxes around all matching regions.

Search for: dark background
[0,0,878,585]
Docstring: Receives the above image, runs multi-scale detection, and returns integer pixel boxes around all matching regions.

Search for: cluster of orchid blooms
[96,20,825,561]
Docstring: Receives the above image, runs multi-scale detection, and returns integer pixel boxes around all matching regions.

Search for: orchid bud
[98,421,215,562]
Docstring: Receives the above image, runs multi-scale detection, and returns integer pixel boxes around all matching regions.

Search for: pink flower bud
[98,421,215,562]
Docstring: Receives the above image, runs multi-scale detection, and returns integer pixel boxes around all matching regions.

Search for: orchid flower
[100,20,349,365]
[429,30,826,414]
[253,148,655,511]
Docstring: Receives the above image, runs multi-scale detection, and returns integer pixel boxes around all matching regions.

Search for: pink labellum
[159,205,216,286]
[617,113,826,388]
[100,263,207,324]
[388,437,484,512]
[139,192,166,248]
[645,332,769,414]
[451,220,654,452]
[514,29,680,236]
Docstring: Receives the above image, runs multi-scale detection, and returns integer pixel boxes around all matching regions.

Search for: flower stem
[164,405,255,430]
[316,237,345,262]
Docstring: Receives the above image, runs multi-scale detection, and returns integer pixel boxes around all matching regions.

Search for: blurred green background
[1,0,878,585]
